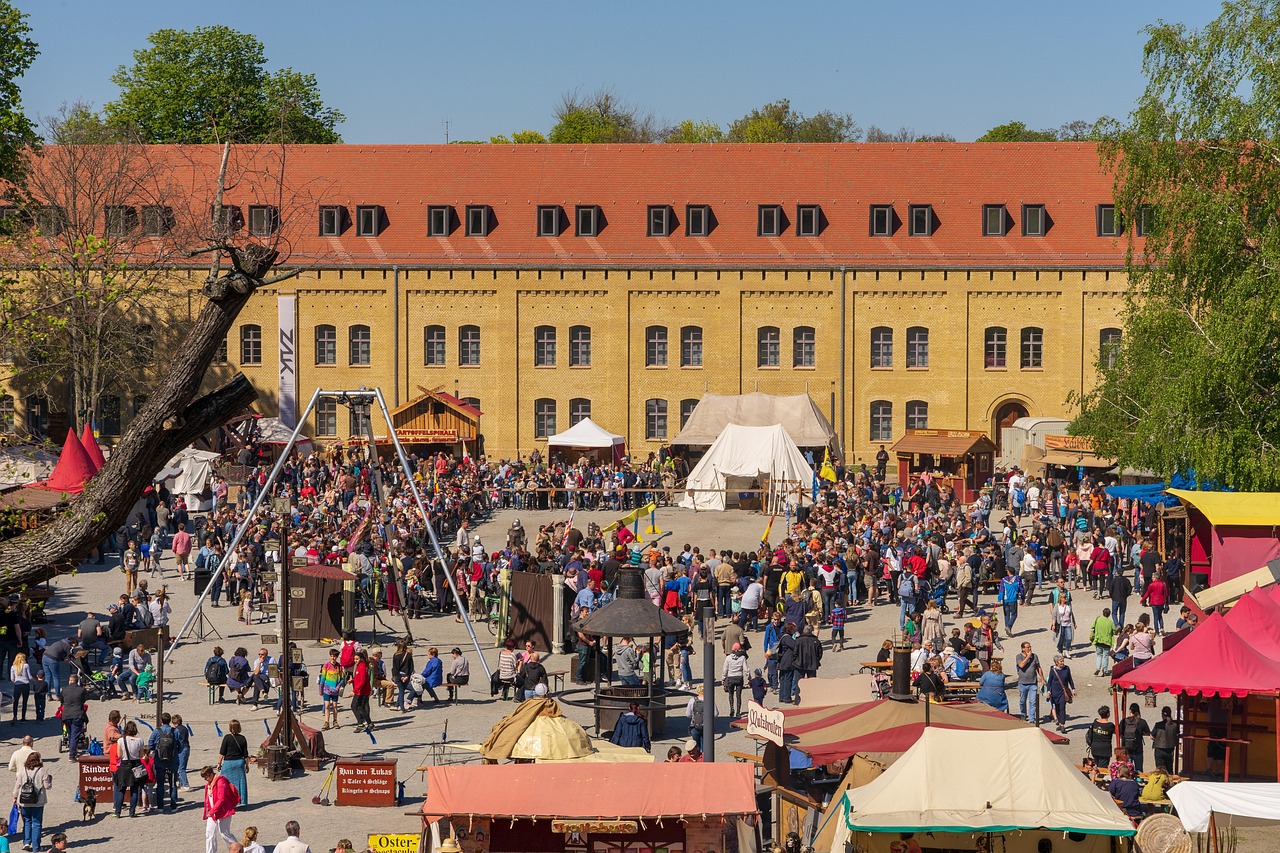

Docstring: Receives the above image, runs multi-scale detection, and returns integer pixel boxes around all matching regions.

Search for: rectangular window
[0,396,16,433]
[647,205,671,237]
[240,325,262,366]
[319,205,343,237]
[1136,205,1154,237]
[315,325,336,365]
[534,327,557,367]
[537,205,561,237]
[315,398,338,437]
[757,327,781,368]
[459,326,481,366]
[646,326,668,367]
[985,327,1007,369]
[424,326,446,366]
[247,205,278,237]
[686,205,709,237]
[793,327,816,367]
[534,399,556,439]
[1021,327,1044,369]
[213,338,228,365]
[427,206,451,237]
[681,326,703,367]
[569,326,591,367]
[797,204,820,237]
[870,327,893,368]
[870,205,893,237]
[575,205,598,237]
[350,404,371,437]
[104,205,136,236]
[1097,204,1120,237]
[906,401,929,430]
[870,401,893,442]
[349,325,371,366]
[908,205,933,237]
[1022,204,1046,237]
[758,205,782,237]
[982,205,1006,236]
[569,398,592,426]
[140,205,173,237]
[466,205,489,237]
[355,205,380,237]
[906,327,929,368]
[646,399,668,440]
[680,399,698,429]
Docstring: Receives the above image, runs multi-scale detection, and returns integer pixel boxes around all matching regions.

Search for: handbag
[122,739,148,783]
[1051,666,1074,703]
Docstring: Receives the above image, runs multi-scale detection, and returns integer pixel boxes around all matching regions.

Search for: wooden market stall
[1166,488,1280,588]
[1036,433,1117,482]
[389,388,481,457]
[889,429,995,503]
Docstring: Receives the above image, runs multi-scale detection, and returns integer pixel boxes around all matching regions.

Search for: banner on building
[278,295,297,428]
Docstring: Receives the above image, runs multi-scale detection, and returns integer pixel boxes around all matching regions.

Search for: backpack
[897,576,916,598]
[689,697,704,729]
[18,770,39,805]
[204,656,228,685]
[339,641,356,669]
[156,727,175,763]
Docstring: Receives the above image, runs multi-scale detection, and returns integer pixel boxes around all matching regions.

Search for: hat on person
[113,647,123,656]
[684,739,697,752]
[754,668,763,676]
[534,683,548,697]
[732,643,741,651]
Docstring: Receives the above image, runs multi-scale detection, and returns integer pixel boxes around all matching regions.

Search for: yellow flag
[819,448,837,482]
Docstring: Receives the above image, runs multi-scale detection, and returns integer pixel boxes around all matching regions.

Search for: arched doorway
[992,401,1029,453]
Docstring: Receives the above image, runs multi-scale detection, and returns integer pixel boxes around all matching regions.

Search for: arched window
[0,395,12,434]
[1020,326,1043,369]
[315,324,336,365]
[906,327,929,368]
[461,396,481,412]
[349,324,371,365]
[459,325,481,366]
[906,400,929,430]
[984,326,1007,369]
[569,398,591,425]
[240,324,262,365]
[646,399,668,440]
[315,397,337,437]
[534,398,557,438]
[870,327,893,368]
[680,398,699,430]
[98,395,121,436]
[793,326,816,368]
[870,401,893,442]
[757,326,780,367]
[1100,327,1122,369]
[646,325,668,367]
[680,325,703,367]
[534,325,557,367]
[569,325,591,367]
[424,325,446,366]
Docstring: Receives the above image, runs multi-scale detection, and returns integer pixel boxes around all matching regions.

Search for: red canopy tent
[79,423,106,471]
[25,429,96,494]
[1223,590,1280,658]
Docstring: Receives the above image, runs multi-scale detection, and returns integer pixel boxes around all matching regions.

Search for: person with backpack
[998,567,1024,634]
[147,712,179,812]
[205,646,230,703]
[897,571,919,632]
[12,750,51,851]
[338,632,359,675]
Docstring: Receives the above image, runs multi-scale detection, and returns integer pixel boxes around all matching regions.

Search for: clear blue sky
[16,0,1221,143]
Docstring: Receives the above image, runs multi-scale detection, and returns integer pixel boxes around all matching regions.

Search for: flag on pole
[761,513,776,545]
[819,448,837,482]
[561,506,576,549]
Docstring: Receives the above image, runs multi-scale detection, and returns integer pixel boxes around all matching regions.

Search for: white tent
[547,418,626,465]
[158,447,220,511]
[672,392,838,451]
[679,424,813,512]
[1166,781,1280,833]
[828,728,1133,853]
[0,445,58,489]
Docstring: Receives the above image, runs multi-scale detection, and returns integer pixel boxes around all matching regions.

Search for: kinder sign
[746,700,785,746]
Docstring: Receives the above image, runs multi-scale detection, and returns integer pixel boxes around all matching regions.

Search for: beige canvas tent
[441,697,653,764]
[828,728,1134,853]
[679,423,814,512]
[673,392,838,451]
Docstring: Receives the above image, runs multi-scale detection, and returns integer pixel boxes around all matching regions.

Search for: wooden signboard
[78,756,114,800]
[335,758,397,807]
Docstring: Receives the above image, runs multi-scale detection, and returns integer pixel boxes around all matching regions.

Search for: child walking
[829,601,847,651]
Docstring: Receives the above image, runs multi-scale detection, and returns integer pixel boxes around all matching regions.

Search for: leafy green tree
[727,99,860,143]
[548,89,657,143]
[0,1,38,183]
[1070,0,1280,489]
[104,25,344,143]
[490,130,548,144]
[664,119,725,143]
[975,120,1058,142]
[866,125,955,143]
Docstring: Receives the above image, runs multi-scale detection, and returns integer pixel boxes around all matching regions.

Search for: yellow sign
[551,820,638,834]
[368,834,420,853]
[601,502,658,533]
[1043,434,1096,452]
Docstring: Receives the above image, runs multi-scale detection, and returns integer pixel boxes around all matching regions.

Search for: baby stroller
[70,650,109,700]
[928,579,951,614]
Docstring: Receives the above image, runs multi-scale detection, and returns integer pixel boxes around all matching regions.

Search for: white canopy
[547,417,625,450]
[1166,782,1280,833]
[673,392,837,450]
[159,447,221,511]
[679,423,813,512]
[0,445,58,490]
[829,728,1134,847]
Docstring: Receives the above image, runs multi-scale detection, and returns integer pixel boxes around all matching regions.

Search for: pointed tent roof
[27,428,95,494]
[1223,589,1280,658]
[546,417,625,449]
[831,728,1135,839]
[80,423,106,472]
[672,392,836,448]
[1111,611,1280,697]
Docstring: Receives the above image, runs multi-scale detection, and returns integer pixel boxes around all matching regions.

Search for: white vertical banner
[277,295,297,428]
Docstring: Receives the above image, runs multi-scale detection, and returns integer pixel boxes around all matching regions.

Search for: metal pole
[370,389,492,680]
[354,393,414,643]
[702,604,715,762]
[167,387,323,661]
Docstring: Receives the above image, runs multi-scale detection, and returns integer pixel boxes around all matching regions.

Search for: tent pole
[1275,695,1280,782]
[1114,689,1123,751]
[1210,811,1219,853]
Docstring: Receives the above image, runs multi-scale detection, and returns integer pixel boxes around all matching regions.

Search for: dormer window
[466,205,490,237]
[908,205,934,237]
[537,205,562,237]
[686,205,710,237]
[318,205,344,237]
[248,205,279,237]
[758,205,783,237]
[355,205,383,237]
[575,205,599,237]
[647,205,672,237]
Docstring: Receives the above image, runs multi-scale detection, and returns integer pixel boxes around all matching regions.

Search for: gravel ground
[2,504,1179,852]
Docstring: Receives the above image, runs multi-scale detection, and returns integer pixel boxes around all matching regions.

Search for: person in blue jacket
[609,702,651,752]
[420,647,443,703]
[976,658,1009,713]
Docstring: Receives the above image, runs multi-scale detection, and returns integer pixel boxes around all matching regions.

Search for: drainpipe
[839,266,847,455]
[392,265,400,406]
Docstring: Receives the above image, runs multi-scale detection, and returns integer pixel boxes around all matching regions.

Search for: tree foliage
[975,120,1059,142]
[1070,0,1280,489]
[0,1,38,183]
[489,130,548,144]
[866,125,955,143]
[726,99,861,143]
[104,25,344,144]
[663,119,725,144]
[548,89,658,143]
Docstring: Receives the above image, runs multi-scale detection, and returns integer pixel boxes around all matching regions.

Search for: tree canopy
[104,25,344,144]
[1070,0,1280,489]
[726,99,860,143]
[0,1,38,183]
[547,89,658,144]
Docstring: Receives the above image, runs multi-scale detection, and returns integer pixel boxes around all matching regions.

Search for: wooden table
[859,661,892,674]
[545,669,569,693]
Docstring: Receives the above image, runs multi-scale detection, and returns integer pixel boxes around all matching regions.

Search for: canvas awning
[25,429,95,495]
[830,728,1135,840]
[1040,449,1115,468]
[440,697,652,764]
[547,418,626,450]
[1222,589,1280,658]
[890,431,996,456]
[1167,488,1280,526]
[1111,611,1280,697]
[1165,781,1280,833]
[678,423,813,512]
[672,392,837,449]
[423,763,757,820]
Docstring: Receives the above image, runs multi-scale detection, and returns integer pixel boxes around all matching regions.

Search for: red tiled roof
[35,143,1133,269]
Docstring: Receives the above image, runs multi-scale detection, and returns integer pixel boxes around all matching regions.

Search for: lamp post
[702,604,716,762]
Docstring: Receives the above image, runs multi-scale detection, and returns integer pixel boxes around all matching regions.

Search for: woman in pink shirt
[1141,576,1169,635]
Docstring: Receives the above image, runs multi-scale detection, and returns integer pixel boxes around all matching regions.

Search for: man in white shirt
[8,735,33,773]
[275,820,312,853]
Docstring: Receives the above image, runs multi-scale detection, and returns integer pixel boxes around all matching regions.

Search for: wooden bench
[545,669,569,693]
[728,750,763,764]
[943,682,981,701]
[858,661,892,674]
[200,681,219,705]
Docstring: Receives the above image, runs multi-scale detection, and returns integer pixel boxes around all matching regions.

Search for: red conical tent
[80,423,106,472]
[29,428,96,494]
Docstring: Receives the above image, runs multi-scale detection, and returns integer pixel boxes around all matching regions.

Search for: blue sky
[17,1,1221,143]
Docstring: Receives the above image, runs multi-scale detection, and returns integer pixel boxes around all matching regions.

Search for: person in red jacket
[1141,575,1169,636]
[350,650,375,734]
[202,764,240,853]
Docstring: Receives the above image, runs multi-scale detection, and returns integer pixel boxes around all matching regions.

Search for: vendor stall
[889,429,996,503]
[546,418,626,467]
[1037,434,1116,482]
[1167,488,1280,588]
[389,388,482,457]
[421,763,760,853]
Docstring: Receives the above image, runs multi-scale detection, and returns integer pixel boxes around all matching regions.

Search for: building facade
[4,143,1133,465]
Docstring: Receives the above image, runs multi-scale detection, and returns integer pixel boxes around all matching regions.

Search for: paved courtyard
[4,504,1174,851]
